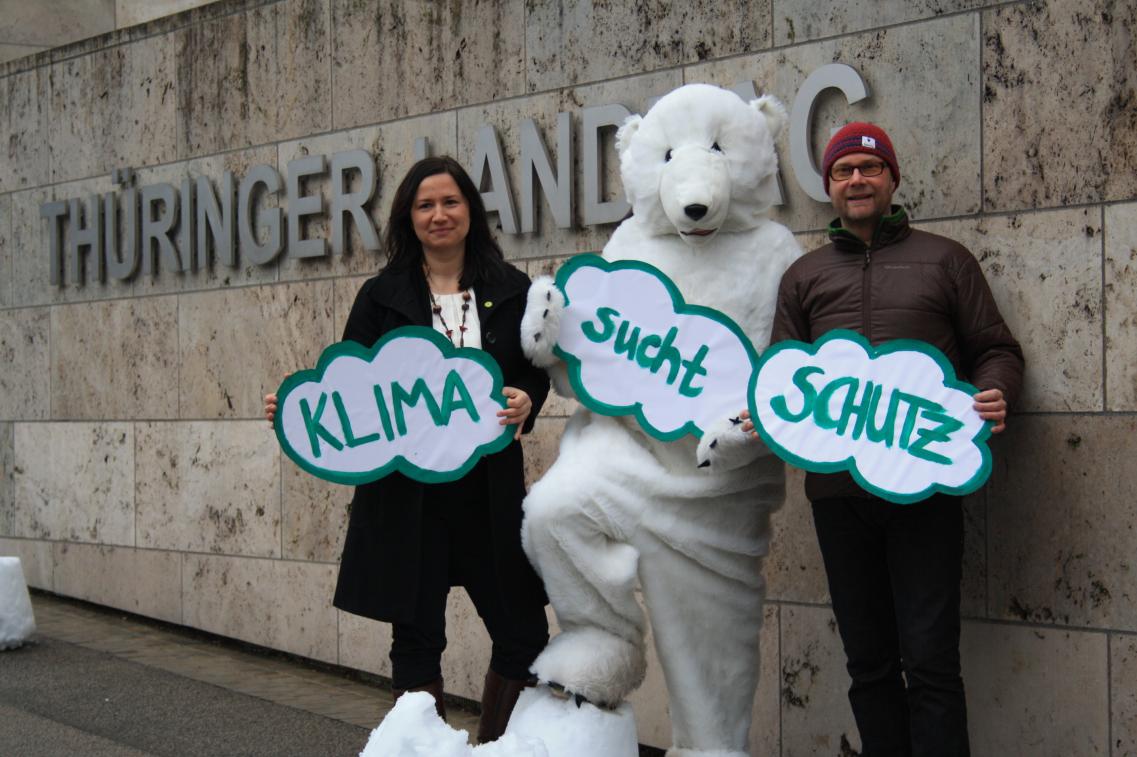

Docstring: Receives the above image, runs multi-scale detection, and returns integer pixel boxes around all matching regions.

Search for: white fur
[529,627,646,707]
[521,83,801,754]
[520,276,566,369]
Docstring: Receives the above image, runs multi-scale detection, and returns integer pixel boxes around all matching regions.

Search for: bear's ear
[615,114,642,157]
[751,95,788,140]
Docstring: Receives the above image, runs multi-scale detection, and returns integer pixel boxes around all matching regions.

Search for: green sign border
[274,325,514,486]
[747,329,993,504]
[553,253,761,441]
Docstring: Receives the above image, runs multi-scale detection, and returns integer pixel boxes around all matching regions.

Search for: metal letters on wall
[41,65,868,287]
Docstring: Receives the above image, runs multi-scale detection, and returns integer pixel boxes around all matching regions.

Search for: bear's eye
[711,141,723,153]
[664,149,672,162]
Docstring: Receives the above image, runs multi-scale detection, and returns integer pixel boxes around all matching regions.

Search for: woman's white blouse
[429,288,482,350]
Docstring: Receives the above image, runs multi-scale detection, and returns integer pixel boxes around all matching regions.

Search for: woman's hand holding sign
[264,393,278,425]
[499,387,532,440]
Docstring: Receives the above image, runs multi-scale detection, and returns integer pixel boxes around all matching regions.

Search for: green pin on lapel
[484,300,493,308]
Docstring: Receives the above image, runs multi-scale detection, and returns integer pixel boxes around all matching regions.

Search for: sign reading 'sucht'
[553,254,759,441]
[748,330,992,504]
[275,327,513,485]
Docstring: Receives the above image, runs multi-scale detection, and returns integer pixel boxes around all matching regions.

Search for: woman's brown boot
[477,669,533,743]
[392,678,446,721]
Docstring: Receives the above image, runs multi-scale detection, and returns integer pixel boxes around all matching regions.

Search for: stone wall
[1,0,1135,752]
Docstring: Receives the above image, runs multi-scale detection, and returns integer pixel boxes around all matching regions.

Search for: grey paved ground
[0,635,371,757]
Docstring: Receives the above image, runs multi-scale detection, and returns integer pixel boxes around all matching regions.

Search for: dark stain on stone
[1066,433,1082,448]
[782,648,820,709]
[840,734,862,756]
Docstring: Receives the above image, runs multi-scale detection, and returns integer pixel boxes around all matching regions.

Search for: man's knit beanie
[821,122,900,195]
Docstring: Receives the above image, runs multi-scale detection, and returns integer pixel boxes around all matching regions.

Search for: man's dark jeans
[812,494,970,757]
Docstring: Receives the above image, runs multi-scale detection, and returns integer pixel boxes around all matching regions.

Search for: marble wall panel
[765,466,829,604]
[0,0,115,47]
[183,553,339,663]
[116,0,217,29]
[0,44,45,66]
[51,296,180,419]
[337,609,392,678]
[983,0,1137,211]
[751,604,781,756]
[135,421,280,557]
[1105,202,1137,411]
[0,423,11,535]
[774,0,995,44]
[778,604,861,755]
[13,422,134,545]
[687,13,982,231]
[0,307,50,420]
[332,274,370,339]
[0,66,51,192]
[921,209,1103,412]
[521,416,565,489]
[330,0,525,129]
[0,537,53,589]
[48,32,177,183]
[178,281,334,419]
[126,145,280,298]
[455,70,683,261]
[52,542,182,623]
[525,0,772,93]
[176,0,330,158]
[0,193,10,308]
[987,415,1137,631]
[281,456,349,562]
[8,187,55,309]
[275,112,457,282]
[962,622,1108,754]
[1114,634,1137,757]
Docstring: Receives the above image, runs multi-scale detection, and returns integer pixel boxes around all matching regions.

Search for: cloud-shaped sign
[554,254,758,440]
[275,326,513,485]
[748,330,992,504]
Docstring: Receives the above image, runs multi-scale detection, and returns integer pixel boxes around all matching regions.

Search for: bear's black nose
[684,204,708,220]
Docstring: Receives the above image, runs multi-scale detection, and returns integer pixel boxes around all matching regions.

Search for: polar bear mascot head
[615,83,787,244]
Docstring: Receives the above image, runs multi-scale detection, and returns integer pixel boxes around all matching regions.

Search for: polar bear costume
[519,83,802,756]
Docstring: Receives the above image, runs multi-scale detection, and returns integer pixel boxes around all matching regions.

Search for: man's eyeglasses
[829,161,887,181]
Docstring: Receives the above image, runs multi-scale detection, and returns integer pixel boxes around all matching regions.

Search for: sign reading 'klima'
[748,330,992,504]
[274,327,513,485]
[553,254,759,441]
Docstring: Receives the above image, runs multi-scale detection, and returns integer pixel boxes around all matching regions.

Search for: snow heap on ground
[359,687,638,757]
[0,556,36,650]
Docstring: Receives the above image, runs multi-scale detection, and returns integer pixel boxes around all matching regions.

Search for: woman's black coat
[332,263,550,624]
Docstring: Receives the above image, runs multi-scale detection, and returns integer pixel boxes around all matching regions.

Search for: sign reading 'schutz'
[748,330,993,504]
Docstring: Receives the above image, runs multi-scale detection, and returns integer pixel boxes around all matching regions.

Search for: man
[750,123,1024,756]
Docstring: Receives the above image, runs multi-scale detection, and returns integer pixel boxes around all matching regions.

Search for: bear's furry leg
[521,421,650,706]
[637,502,771,755]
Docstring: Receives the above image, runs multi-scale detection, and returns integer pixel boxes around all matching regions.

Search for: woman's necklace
[424,263,471,348]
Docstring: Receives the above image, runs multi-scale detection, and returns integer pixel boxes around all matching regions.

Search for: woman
[265,156,549,743]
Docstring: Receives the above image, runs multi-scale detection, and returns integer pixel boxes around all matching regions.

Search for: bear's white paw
[530,627,646,708]
[695,415,762,472]
[521,277,566,368]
